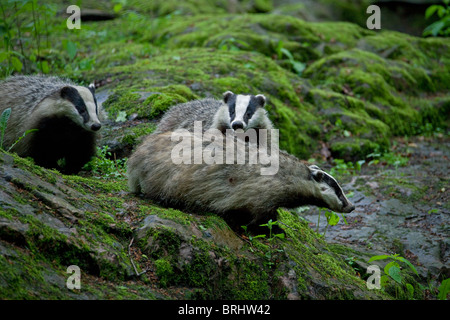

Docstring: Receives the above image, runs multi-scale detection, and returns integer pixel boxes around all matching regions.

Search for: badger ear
[255,94,266,107]
[309,164,321,171]
[88,83,95,95]
[310,167,323,182]
[223,91,234,103]
[60,86,79,100]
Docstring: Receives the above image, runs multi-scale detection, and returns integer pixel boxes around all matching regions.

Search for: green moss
[0,244,59,299]
[64,175,128,194]
[0,208,15,220]
[126,0,229,15]
[276,209,383,299]
[330,138,382,160]
[155,258,174,287]
[102,84,199,120]
[93,42,157,69]
[12,154,59,185]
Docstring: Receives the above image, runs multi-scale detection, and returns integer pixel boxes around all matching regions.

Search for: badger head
[309,165,355,213]
[223,91,266,131]
[56,83,102,132]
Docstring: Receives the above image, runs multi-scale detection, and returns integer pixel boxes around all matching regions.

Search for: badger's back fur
[154,98,223,134]
[128,132,354,230]
[0,75,102,174]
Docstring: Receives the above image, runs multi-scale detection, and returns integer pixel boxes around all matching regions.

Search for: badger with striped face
[308,165,355,213]
[221,91,273,132]
[0,75,103,174]
[153,91,274,137]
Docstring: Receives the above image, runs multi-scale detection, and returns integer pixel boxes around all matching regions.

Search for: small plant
[423,0,450,37]
[0,0,57,75]
[275,41,305,76]
[368,253,419,299]
[242,219,285,268]
[438,278,450,300]
[345,256,360,274]
[316,208,347,236]
[82,145,127,179]
[0,108,11,150]
[329,158,365,177]
[218,37,249,51]
[411,122,446,137]
[0,108,37,152]
[259,219,285,268]
[366,150,408,173]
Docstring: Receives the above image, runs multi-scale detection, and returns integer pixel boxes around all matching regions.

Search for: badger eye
[320,187,327,192]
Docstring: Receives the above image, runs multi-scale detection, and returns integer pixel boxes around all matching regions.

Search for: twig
[128,237,149,276]
[277,220,298,232]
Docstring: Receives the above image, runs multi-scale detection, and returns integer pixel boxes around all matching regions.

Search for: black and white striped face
[309,165,355,213]
[60,84,101,132]
[223,91,266,131]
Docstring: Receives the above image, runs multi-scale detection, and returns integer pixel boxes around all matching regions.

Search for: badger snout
[231,121,244,130]
[343,202,355,213]
[91,123,102,131]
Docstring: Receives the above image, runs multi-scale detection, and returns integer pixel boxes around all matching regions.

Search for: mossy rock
[89,47,322,157]
[77,13,449,159]
[126,0,274,16]
[145,14,372,64]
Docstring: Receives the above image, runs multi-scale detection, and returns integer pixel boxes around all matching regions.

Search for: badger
[0,75,102,174]
[154,91,273,135]
[128,132,355,231]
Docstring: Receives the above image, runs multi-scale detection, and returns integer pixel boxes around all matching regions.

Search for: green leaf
[113,3,122,13]
[0,108,11,149]
[388,265,402,284]
[424,20,446,37]
[406,283,414,299]
[251,234,266,239]
[384,261,400,275]
[437,278,450,300]
[10,56,23,72]
[0,108,11,130]
[7,129,38,152]
[274,233,285,239]
[0,51,8,63]
[425,5,443,19]
[356,160,365,171]
[280,48,293,60]
[368,254,391,263]
[65,40,77,60]
[394,256,418,275]
[325,210,340,226]
[40,61,49,74]
[339,213,348,225]
[292,60,305,75]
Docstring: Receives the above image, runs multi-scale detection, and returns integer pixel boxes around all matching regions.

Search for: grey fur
[0,75,103,173]
[154,98,220,134]
[128,132,355,227]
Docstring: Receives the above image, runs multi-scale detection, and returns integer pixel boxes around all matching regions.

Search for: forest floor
[304,135,449,284]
